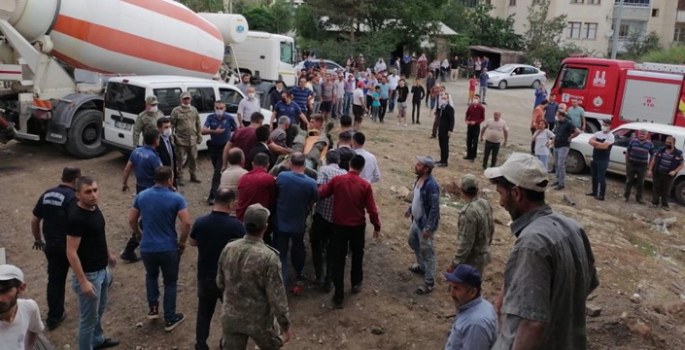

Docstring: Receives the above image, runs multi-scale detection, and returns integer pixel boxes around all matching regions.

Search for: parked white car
[487,64,547,90]
[567,122,685,205]
[295,59,345,75]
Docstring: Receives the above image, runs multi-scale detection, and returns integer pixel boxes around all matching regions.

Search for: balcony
[615,0,651,21]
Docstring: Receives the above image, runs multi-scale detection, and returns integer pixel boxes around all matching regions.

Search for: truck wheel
[585,120,600,133]
[65,109,107,159]
[566,150,586,174]
[674,178,685,206]
[498,80,507,90]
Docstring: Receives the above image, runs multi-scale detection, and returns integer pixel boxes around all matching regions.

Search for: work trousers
[123,185,149,255]
[411,102,421,123]
[431,111,440,138]
[547,121,556,132]
[554,147,570,186]
[530,127,536,155]
[479,86,487,103]
[450,68,459,81]
[175,144,198,180]
[195,278,223,350]
[141,250,180,322]
[624,164,647,201]
[466,124,481,159]
[438,130,450,165]
[274,230,305,288]
[388,91,396,113]
[209,144,226,200]
[590,159,609,197]
[330,224,366,302]
[482,141,501,169]
[45,242,70,325]
[652,172,675,207]
[379,99,388,123]
[407,223,435,286]
[310,213,333,282]
[343,92,352,116]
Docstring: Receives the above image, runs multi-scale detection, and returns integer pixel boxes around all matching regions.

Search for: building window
[571,0,584,3]
[567,22,582,39]
[461,0,479,8]
[674,28,685,42]
[583,23,598,39]
[588,0,600,4]
[532,0,540,4]
[509,0,516,6]
[621,0,651,7]
[651,9,659,17]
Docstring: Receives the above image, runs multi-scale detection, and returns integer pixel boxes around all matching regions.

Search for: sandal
[408,264,425,275]
[415,284,434,295]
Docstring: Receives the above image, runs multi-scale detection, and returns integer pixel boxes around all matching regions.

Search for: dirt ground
[1,80,685,350]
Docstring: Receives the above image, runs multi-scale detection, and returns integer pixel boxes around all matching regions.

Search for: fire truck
[551,58,685,133]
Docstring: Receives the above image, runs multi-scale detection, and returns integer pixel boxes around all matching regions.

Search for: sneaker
[650,203,659,208]
[333,297,344,309]
[636,199,645,205]
[147,306,159,320]
[119,251,140,263]
[190,177,202,184]
[417,121,421,125]
[177,179,185,186]
[46,312,67,331]
[554,185,565,191]
[623,196,630,202]
[164,313,186,332]
[595,195,605,201]
[663,206,671,211]
[586,192,597,197]
[321,280,332,294]
[351,284,362,294]
[94,338,120,350]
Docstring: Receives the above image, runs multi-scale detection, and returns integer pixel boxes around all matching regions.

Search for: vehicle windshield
[495,65,515,73]
[280,41,295,65]
[104,82,145,115]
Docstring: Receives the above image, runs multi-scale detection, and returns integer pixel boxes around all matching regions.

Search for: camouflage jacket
[132,110,164,147]
[170,106,202,146]
[452,197,494,271]
[217,235,291,333]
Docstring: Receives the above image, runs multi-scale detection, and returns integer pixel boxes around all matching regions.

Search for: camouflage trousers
[175,144,198,179]
[221,320,283,350]
[463,254,491,277]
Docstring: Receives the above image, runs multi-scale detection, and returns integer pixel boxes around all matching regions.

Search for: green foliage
[622,31,662,60]
[459,4,523,50]
[294,5,326,41]
[174,0,223,12]
[639,44,685,64]
[269,0,294,35]
[241,6,276,32]
[524,0,567,50]
[298,29,400,65]
[525,43,585,78]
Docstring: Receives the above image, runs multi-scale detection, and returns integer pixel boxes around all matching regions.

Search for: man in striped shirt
[291,77,313,127]
[624,129,654,204]
[648,136,684,211]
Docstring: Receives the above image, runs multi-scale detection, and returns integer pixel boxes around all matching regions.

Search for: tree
[270,0,294,34]
[524,0,567,50]
[294,5,326,41]
[174,0,222,12]
[241,5,277,32]
[623,31,661,59]
[461,3,522,50]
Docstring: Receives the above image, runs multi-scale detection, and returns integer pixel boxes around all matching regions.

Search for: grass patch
[622,229,657,258]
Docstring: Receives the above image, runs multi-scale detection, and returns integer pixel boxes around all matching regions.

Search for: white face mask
[601,125,610,132]
[440,99,448,107]
[149,106,158,113]
[215,109,225,116]
[248,93,256,99]
[473,99,480,104]
[182,102,190,107]
[162,128,172,137]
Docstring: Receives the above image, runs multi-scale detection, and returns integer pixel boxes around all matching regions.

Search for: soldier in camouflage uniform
[132,95,164,147]
[170,91,203,185]
[217,204,292,350]
[448,174,494,275]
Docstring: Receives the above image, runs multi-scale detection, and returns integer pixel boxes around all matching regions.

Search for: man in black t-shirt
[552,112,580,190]
[66,176,119,350]
[587,120,615,200]
[189,188,246,350]
[31,166,80,330]
[335,132,356,171]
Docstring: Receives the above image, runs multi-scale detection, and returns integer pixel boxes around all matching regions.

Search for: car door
[608,128,636,174]
[219,87,245,126]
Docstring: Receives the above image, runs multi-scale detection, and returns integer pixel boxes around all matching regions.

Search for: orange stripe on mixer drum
[120,0,222,41]
[52,15,222,74]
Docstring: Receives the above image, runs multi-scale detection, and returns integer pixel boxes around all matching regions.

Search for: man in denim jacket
[405,156,441,294]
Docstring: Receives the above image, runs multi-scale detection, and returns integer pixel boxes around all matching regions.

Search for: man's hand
[108,253,117,268]
[373,230,380,240]
[480,137,483,142]
[647,169,653,178]
[503,141,507,147]
[122,183,129,193]
[178,241,187,255]
[445,264,455,272]
[422,231,431,239]
[669,170,677,176]
[80,280,97,299]
[196,138,202,145]
[32,240,45,251]
[404,211,411,218]
[447,131,452,137]
[214,127,225,135]
[281,329,292,344]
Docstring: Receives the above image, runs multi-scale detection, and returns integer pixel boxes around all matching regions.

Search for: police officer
[217,204,292,350]
[171,91,202,186]
[202,100,237,205]
[30,166,81,330]
[133,95,164,147]
[446,174,494,275]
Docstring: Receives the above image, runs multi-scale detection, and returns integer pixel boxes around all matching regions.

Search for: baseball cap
[180,91,191,99]
[357,81,364,88]
[460,174,478,191]
[0,265,24,283]
[145,95,159,105]
[484,152,548,192]
[243,204,270,231]
[443,264,481,289]
[639,128,648,133]
[415,156,435,169]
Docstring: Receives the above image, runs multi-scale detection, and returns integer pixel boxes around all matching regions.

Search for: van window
[153,88,182,116]
[613,128,637,147]
[560,67,588,89]
[187,87,216,113]
[280,41,294,65]
[649,132,671,150]
[219,88,244,114]
[105,82,146,114]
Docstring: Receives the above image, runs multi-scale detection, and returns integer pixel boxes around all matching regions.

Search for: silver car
[566,122,685,205]
[295,59,345,75]
[486,64,547,90]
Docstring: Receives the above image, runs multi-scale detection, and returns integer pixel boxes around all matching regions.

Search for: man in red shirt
[221,112,289,172]
[318,155,381,309]
[235,153,277,244]
[464,95,485,162]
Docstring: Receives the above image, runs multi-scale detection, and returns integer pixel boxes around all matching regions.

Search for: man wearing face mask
[170,92,202,186]
[133,95,164,147]
[485,153,599,350]
[586,120,614,201]
[157,118,177,188]
[437,94,455,167]
[237,87,262,127]
[648,136,684,211]
[269,81,285,111]
[203,101,238,205]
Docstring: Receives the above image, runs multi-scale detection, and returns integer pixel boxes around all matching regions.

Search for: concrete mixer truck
[0,0,291,158]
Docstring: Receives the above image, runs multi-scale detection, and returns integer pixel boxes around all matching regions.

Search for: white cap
[0,265,24,283]
[484,153,548,192]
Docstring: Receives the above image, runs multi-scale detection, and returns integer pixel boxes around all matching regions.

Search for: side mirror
[511,72,517,76]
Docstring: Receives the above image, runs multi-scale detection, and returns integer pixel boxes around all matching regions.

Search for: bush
[524,43,586,78]
[640,44,685,64]
[298,30,400,66]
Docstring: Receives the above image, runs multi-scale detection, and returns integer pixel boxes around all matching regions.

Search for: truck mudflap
[45,93,102,144]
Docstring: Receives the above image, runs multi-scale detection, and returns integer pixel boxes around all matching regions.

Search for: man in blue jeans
[129,166,192,332]
[587,120,614,201]
[66,176,119,350]
[552,111,580,190]
[274,152,318,293]
[406,156,440,295]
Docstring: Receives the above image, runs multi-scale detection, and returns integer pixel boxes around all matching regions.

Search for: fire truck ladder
[635,62,685,74]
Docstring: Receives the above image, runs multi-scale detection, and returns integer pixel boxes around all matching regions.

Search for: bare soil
[1,80,684,349]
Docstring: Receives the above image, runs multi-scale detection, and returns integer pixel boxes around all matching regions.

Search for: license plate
[115,121,132,131]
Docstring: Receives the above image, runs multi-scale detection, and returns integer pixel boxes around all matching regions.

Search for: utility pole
[611,0,624,59]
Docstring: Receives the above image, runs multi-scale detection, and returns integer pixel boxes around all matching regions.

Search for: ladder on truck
[635,62,685,75]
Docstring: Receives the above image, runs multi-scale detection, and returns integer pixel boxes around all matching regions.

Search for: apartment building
[488,0,678,56]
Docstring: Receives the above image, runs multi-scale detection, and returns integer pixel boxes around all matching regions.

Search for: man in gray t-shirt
[484,153,599,350]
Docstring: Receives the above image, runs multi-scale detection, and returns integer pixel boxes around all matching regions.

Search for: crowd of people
[2,51,680,350]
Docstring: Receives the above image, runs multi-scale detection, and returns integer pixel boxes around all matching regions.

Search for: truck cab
[552,58,685,133]
[102,76,272,153]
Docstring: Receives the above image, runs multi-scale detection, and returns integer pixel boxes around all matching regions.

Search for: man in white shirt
[0,265,48,350]
[352,81,367,130]
[237,87,262,127]
[387,70,401,114]
[334,74,345,119]
[351,132,381,183]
